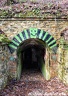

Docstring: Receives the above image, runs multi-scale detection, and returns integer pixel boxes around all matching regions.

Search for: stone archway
[9,28,58,80]
[16,38,46,80]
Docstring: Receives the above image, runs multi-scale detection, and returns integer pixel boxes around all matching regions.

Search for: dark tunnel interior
[21,45,45,72]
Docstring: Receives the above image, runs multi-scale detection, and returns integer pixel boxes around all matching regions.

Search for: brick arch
[9,28,57,53]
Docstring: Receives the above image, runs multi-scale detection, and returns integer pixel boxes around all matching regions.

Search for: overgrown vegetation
[0,1,68,18]
[0,34,11,43]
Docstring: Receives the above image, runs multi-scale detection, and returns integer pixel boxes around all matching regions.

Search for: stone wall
[0,20,68,89]
[0,43,9,89]
[0,43,17,89]
[0,20,68,40]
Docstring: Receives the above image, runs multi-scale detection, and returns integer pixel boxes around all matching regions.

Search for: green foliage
[30,0,36,3]
[0,10,8,17]
[0,34,11,43]
[32,8,40,15]
[59,37,68,49]
[21,8,41,17]
[0,10,14,17]
[48,2,53,8]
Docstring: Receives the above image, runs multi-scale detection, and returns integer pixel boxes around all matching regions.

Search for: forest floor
[0,69,68,96]
[0,0,68,18]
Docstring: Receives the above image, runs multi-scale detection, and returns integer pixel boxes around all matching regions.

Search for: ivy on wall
[0,34,11,43]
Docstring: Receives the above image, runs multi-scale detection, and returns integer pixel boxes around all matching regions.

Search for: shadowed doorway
[17,39,46,80]
[21,45,45,71]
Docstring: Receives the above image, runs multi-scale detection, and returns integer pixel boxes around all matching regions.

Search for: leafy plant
[32,8,40,15]
[0,34,11,43]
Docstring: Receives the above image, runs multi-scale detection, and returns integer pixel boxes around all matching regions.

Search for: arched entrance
[21,43,45,70]
[9,28,58,80]
[17,38,46,79]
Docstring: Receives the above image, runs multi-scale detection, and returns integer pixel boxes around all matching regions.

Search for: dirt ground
[0,69,68,96]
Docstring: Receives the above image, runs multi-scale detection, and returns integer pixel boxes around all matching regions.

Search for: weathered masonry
[9,28,58,80]
[0,19,68,89]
